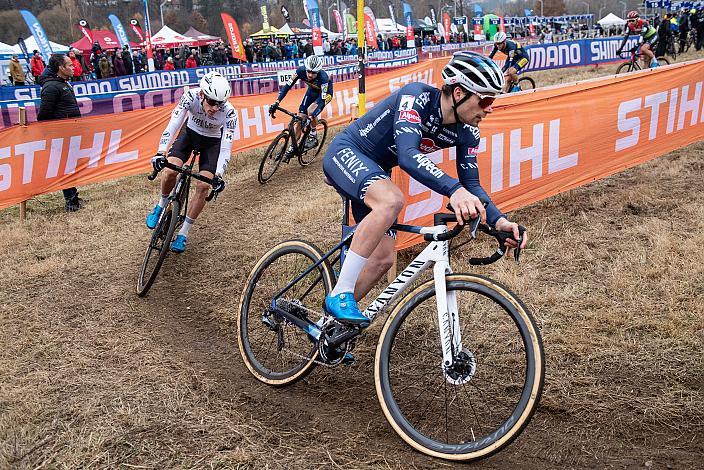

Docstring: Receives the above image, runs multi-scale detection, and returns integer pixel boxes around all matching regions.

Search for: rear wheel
[375,274,545,462]
[136,200,180,297]
[299,119,328,166]
[657,56,670,66]
[238,240,335,386]
[516,76,535,91]
[258,131,289,184]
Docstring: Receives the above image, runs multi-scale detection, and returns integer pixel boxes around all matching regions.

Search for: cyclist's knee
[366,182,404,215]
[194,180,211,197]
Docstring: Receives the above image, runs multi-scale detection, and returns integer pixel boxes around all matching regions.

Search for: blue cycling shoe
[324,292,370,327]
[146,204,163,229]
[171,234,187,253]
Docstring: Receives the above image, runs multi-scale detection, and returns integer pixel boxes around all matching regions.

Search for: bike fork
[433,260,462,373]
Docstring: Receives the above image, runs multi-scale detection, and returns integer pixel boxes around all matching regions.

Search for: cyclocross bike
[238,198,545,462]
[258,106,328,184]
[136,152,218,297]
[616,44,670,74]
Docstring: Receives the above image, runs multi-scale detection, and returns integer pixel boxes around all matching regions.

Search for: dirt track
[1,61,704,468]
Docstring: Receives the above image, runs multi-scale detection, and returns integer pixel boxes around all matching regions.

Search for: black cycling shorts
[168,125,220,174]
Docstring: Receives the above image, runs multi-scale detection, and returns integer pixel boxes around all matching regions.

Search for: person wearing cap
[9,55,25,86]
[30,50,45,81]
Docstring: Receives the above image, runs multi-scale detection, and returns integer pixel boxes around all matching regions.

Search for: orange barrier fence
[1,59,703,253]
[0,59,442,211]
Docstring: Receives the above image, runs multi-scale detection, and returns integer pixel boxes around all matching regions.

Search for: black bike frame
[275,107,312,156]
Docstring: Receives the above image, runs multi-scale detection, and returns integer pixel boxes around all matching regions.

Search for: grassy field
[1,54,703,469]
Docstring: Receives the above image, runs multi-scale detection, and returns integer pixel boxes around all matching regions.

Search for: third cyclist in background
[617,11,660,69]
[489,32,531,93]
[269,55,334,156]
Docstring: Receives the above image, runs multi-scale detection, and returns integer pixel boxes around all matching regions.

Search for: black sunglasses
[205,97,224,107]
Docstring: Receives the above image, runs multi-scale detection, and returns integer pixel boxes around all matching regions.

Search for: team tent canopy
[249,26,290,40]
[597,13,626,28]
[183,27,222,46]
[70,30,140,55]
[12,36,69,56]
[150,26,196,48]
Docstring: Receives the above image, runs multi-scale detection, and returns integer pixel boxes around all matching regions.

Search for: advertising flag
[333,9,344,33]
[281,5,291,22]
[442,12,451,42]
[221,12,245,61]
[108,14,132,55]
[345,12,357,34]
[364,6,381,39]
[19,10,53,62]
[364,13,379,48]
[430,6,437,25]
[306,0,324,55]
[129,19,145,42]
[401,2,415,48]
[260,1,270,32]
[77,19,94,44]
[389,5,398,29]
[17,37,31,66]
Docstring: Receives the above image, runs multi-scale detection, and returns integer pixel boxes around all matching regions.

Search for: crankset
[317,319,361,366]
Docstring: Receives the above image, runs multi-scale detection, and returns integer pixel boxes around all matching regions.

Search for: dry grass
[1,55,703,469]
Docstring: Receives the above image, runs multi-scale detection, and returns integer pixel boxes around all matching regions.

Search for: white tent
[0,41,15,60]
[597,13,626,28]
[150,26,196,48]
[376,18,407,35]
[12,36,69,56]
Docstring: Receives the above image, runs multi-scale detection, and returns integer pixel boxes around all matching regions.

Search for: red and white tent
[150,26,196,48]
[70,30,139,55]
[183,27,222,46]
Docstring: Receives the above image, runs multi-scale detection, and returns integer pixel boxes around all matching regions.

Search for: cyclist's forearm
[158,112,186,153]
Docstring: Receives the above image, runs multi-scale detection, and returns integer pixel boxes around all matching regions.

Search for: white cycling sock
[179,216,195,237]
[330,250,367,297]
[157,194,169,208]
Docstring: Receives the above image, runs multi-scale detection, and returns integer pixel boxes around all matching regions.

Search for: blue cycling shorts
[323,136,396,237]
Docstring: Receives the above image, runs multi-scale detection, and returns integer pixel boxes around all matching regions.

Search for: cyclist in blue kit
[322,51,528,326]
[269,54,333,153]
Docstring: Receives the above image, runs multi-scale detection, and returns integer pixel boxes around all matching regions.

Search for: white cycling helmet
[304,54,323,72]
[199,71,231,102]
[493,31,507,44]
[442,51,505,95]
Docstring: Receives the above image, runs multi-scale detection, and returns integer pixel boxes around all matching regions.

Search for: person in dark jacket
[37,54,84,212]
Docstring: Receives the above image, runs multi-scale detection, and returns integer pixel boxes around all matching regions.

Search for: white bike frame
[360,223,462,372]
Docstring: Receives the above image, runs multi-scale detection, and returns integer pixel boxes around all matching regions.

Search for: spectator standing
[122,47,134,75]
[113,50,127,76]
[30,50,45,81]
[291,40,299,58]
[9,55,25,86]
[99,54,113,78]
[37,53,84,212]
[245,41,254,62]
[68,50,83,81]
[164,56,175,70]
[185,53,197,68]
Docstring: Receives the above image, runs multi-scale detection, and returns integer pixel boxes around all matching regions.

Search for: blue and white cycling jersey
[276,65,333,118]
[324,82,504,225]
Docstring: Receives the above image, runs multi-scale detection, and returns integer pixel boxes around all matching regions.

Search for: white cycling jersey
[158,87,237,176]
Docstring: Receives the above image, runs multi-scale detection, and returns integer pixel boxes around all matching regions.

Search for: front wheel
[299,119,328,166]
[616,61,635,74]
[258,131,289,184]
[375,274,545,462]
[656,56,670,66]
[238,240,335,386]
[136,200,180,297]
[516,76,536,91]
